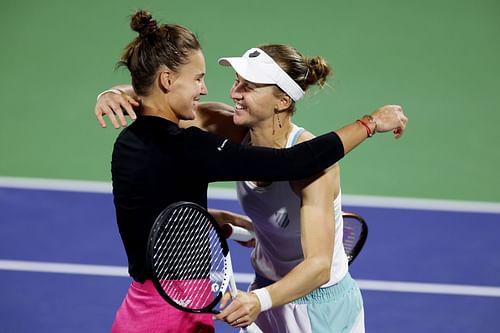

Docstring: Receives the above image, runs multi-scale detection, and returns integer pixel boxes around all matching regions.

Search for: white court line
[1,176,500,213]
[1,259,500,298]
[0,259,128,277]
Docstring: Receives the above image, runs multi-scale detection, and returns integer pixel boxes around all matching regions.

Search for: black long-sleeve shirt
[112,116,345,281]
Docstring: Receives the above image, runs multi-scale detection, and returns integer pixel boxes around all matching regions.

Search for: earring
[276,113,282,129]
[275,108,282,129]
[272,107,282,136]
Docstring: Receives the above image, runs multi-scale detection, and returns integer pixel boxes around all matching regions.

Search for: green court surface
[0,0,499,203]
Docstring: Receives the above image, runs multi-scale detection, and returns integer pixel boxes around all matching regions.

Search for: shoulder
[183,102,248,143]
[295,128,316,144]
[291,126,340,195]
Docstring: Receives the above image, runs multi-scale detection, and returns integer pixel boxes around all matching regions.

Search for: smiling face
[229,74,282,127]
[166,49,208,121]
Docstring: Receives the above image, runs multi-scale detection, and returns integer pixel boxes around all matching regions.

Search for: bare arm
[209,208,256,248]
[208,208,255,231]
[190,102,247,143]
[337,104,408,154]
[95,87,408,154]
[266,162,337,307]
[214,131,340,328]
[94,86,248,141]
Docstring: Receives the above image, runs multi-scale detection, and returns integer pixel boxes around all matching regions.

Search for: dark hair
[259,44,332,113]
[118,10,201,96]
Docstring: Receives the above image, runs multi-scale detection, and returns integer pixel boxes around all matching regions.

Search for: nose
[230,83,242,100]
[200,82,208,95]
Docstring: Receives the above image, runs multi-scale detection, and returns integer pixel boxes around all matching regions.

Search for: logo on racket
[174,298,192,307]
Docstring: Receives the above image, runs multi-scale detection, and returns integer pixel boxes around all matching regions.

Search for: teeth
[235,103,244,110]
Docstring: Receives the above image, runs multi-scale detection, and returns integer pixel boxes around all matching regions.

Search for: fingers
[95,92,139,128]
[214,296,244,324]
[218,292,232,309]
[95,107,108,128]
[236,238,256,248]
[371,104,408,137]
[121,95,138,121]
[393,108,408,139]
[213,292,260,328]
[104,104,124,129]
[216,310,252,328]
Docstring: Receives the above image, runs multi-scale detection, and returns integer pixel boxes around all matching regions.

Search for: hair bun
[305,56,331,87]
[130,10,157,36]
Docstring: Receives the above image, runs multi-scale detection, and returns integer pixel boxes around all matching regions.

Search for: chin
[184,113,196,121]
[232,114,245,126]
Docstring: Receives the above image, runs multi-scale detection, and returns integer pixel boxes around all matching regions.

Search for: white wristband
[252,288,272,312]
[96,88,122,101]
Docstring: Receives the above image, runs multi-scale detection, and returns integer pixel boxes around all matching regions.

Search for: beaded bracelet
[356,119,373,137]
[356,115,377,137]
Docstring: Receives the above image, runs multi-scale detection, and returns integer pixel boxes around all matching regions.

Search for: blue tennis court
[1,181,499,332]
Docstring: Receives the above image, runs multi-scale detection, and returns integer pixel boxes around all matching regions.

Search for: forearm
[264,257,331,307]
[335,105,408,151]
[208,208,253,229]
[334,117,372,154]
[113,84,136,98]
[189,102,247,141]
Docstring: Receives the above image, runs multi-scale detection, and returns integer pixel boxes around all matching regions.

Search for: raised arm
[95,88,408,167]
[95,86,248,141]
[191,102,247,142]
[336,104,407,154]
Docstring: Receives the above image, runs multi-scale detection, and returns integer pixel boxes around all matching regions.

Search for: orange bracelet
[356,119,373,137]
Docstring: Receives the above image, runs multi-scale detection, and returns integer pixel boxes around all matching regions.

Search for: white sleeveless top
[236,124,349,286]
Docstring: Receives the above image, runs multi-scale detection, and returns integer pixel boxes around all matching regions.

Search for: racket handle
[221,223,255,242]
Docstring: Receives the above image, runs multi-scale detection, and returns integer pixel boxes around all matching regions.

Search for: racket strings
[151,206,227,310]
[343,223,361,258]
[342,214,367,264]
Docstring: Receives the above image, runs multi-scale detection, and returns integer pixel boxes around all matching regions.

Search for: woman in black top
[107,10,407,333]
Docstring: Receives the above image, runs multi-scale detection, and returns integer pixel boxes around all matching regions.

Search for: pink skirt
[111,280,214,333]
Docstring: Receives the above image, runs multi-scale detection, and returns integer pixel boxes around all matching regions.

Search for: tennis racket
[342,211,368,265]
[221,223,255,242]
[147,201,262,333]
[222,212,367,264]
[219,213,367,265]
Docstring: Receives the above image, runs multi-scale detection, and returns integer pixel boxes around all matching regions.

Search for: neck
[140,94,179,124]
[249,115,293,148]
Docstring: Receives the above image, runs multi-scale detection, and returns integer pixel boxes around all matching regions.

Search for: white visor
[218,48,305,102]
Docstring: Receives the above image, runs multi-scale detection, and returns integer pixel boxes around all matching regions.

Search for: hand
[235,238,256,248]
[214,291,261,328]
[95,91,140,128]
[209,209,256,248]
[370,105,408,139]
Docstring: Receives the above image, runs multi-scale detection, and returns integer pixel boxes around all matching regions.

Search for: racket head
[342,211,368,265]
[147,201,231,313]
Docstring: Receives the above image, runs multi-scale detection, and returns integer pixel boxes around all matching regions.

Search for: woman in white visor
[95,44,407,333]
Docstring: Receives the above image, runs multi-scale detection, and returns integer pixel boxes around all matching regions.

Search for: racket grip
[221,223,255,242]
